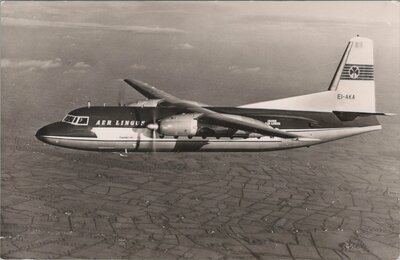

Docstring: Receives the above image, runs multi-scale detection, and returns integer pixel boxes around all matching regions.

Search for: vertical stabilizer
[239,36,377,114]
[329,36,376,112]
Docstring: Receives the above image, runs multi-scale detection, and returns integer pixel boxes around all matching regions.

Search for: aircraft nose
[35,121,95,147]
[35,125,50,142]
[35,122,66,143]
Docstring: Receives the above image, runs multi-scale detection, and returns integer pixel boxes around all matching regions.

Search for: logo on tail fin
[348,66,360,79]
[340,64,374,81]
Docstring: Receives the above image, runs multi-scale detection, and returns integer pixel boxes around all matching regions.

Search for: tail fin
[239,36,378,113]
[329,36,376,112]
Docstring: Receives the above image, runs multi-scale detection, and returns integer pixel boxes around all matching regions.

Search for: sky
[1,1,399,137]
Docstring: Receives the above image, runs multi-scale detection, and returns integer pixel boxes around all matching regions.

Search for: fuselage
[35,37,390,153]
[35,106,381,152]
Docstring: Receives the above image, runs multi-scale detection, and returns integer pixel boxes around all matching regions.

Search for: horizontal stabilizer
[333,110,396,121]
[333,111,396,116]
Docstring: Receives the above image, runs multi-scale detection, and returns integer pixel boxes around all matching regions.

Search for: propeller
[146,110,159,153]
[117,82,126,106]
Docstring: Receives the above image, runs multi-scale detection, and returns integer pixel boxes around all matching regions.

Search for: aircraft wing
[123,79,301,139]
[123,79,209,107]
[123,79,173,99]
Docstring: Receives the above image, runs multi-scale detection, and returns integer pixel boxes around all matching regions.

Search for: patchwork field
[1,118,399,259]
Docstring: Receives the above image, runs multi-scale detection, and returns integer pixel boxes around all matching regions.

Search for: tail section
[329,36,376,112]
[239,36,377,114]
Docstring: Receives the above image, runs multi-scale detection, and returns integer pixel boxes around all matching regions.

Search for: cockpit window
[62,114,89,126]
[63,115,75,123]
[77,117,88,125]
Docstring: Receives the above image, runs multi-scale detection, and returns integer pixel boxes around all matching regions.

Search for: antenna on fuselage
[87,101,91,108]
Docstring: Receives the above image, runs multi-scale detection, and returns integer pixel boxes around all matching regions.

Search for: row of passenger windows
[62,114,89,126]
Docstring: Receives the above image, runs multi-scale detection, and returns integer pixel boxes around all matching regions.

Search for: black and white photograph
[1,1,399,259]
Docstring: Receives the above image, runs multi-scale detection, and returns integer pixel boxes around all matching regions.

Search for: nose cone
[35,122,67,144]
[36,126,46,137]
[36,125,52,143]
[35,122,96,148]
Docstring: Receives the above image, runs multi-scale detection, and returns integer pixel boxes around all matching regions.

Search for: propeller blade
[152,129,156,153]
[144,109,159,154]
[118,83,126,106]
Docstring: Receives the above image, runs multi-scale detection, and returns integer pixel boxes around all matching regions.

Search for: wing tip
[123,78,148,85]
[383,113,396,116]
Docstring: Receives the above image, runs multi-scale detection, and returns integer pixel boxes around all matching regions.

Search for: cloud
[175,43,194,50]
[234,5,399,28]
[63,61,91,74]
[1,58,62,70]
[244,67,261,72]
[228,65,261,74]
[0,58,91,75]
[62,34,74,40]
[1,17,185,34]
[63,69,86,74]
[73,61,91,69]
[130,64,147,70]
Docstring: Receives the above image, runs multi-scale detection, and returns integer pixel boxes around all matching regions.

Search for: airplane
[36,36,394,153]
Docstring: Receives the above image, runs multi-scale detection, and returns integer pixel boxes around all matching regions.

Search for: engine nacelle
[159,113,200,136]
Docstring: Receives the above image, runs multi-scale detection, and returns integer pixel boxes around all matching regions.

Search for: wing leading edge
[122,79,302,139]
